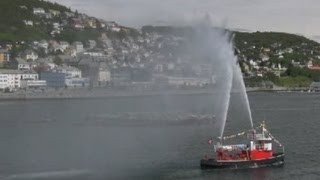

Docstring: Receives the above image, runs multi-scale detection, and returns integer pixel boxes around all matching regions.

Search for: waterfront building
[40,72,66,88]
[65,77,89,87]
[154,75,212,88]
[78,56,110,87]
[55,65,82,79]
[20,80,47,89]
[110,67,131,86]
[0,70,21,90]
[20,70,39,81]
[0,70,38,90]
[56,65,89,87]
[41,66,89,88]
[97,62,111,86]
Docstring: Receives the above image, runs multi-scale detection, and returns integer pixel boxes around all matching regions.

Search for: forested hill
[141,26,320,87]
[233,31,320,67]
[1,0,320,87]
[0,0,71,41]
[234,31,319,50]
[142,26,319,47]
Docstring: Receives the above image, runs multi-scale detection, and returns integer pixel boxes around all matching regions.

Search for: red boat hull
[200,153,284,169]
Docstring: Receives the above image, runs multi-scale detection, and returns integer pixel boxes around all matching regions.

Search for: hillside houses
[3,0,320,92]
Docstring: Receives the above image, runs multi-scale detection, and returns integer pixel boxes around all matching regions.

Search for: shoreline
[0,87,316,101]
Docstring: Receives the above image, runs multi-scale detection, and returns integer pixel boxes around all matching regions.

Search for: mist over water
[232,62,253,129]
[2,93,320,179]
[181,19,253,137]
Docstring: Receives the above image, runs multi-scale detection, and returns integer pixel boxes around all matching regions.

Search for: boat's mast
[262,121,265,137]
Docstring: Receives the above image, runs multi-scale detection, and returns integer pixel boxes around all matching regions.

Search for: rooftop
[0,69,37,75]
[0,49,9,53]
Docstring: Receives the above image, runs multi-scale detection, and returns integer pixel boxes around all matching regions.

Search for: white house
[33,8,45,15]
[111,26,121,32]
[55,65,82,79]
[39,40,49,49]
[22,50,38,61]
[73,41,84,53]
[88,40,97,49]
[59,41,70,52]
[16,58,31,71]
[49,9,61,16]
[53,22,61,30]
[23,20,34,26]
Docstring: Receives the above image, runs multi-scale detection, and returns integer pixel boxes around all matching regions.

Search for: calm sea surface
[0,92,319,180]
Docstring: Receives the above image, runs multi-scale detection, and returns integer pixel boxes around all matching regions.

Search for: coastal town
[1,2,320,98]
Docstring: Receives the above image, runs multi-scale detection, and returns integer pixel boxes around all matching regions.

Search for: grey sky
[49,0,320,39]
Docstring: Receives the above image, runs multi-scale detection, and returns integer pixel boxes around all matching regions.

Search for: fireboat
[200,122,285,169]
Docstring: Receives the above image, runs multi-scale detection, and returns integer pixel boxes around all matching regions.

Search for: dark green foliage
[285,65,320,81]
[234,31,319,49]
[277,76,312,87]
[0,0,71,42]
[141,25,194,37]
[10,44,29,58]
[55,28,100,43]
[53,56,63,66]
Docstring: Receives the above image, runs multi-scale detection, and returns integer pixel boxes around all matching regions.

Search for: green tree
[53,56,63,66]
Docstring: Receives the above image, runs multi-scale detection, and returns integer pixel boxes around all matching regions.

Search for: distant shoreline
[0,87,316,101]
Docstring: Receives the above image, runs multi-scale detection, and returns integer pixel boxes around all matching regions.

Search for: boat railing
[216,122,284,153]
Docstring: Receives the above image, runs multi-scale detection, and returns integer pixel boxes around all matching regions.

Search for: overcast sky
[49,0,320,40]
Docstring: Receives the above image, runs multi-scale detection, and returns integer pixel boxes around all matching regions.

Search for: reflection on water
[3,169,92,180]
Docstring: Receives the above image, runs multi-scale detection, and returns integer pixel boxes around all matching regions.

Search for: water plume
[183,17,253,137]
[232,61,253,129]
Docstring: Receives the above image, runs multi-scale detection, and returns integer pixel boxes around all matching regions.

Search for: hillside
[0,0,140,46]
[0,0,72,41]
[141,26,320,64]
[1,1,320,88]
[234,31,319,49]
[234,31,320,66]
[140,26,320,87]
